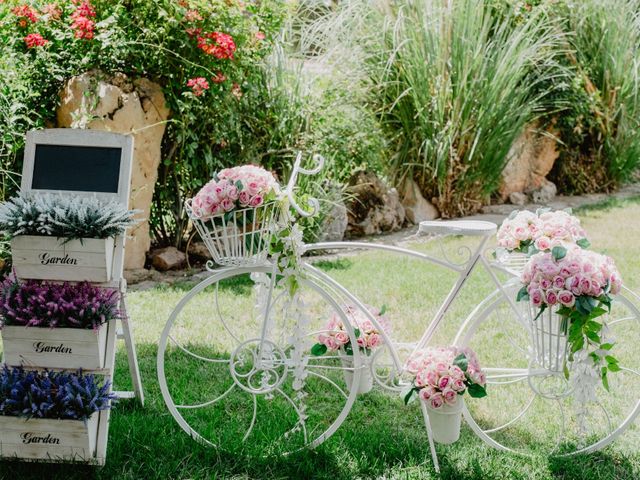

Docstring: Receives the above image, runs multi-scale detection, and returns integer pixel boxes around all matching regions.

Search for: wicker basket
[186,199,279,267]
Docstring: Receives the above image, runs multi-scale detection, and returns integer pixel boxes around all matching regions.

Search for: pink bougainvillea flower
[186,77,209,96]
[185,27,202,37]
[184,9,202,21]
[211,72,227,84]
[12,5,39,25]
[71,0,96,40]
[197,31,236,60]
[24,33,48,48]
[41,3,62,20]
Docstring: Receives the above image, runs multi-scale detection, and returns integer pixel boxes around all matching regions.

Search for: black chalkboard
[31,144,121,193]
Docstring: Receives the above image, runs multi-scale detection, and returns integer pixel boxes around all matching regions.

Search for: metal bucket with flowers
[186,165,281,267]
[518,246,623,387]
[311,304,390,395]
[405,346,487,444]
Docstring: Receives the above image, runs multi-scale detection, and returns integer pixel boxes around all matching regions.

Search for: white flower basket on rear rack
[186,199,279,267]
[528,305,569,374]
[495,250,529,276]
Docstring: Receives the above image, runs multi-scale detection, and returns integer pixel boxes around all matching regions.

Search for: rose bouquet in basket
[497,209,590,255]
[518,245,623,387]
[403,346,486,444]
[187,165,281,266]
[311,304,390,394]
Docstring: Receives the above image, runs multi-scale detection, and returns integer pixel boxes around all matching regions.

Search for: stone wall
[57,71,170,269]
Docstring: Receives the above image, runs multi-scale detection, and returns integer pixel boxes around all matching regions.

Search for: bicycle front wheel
[455,283,640,456]
[157,264,361,456]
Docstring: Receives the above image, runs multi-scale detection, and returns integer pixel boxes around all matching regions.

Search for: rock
[57,71,171,270]
[529,179,557,204]
[319,198,348,242]
[128,280,159,292]
[345,170,405,237]
[500,122,559,200]
[187,241,212,260]
[124,268,154,284]
[509,191,528,206]
[400,179,439,224]
[150,247,186,271]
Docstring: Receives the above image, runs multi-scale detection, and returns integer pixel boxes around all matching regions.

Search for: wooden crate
[11,235,114,282]
[0,413,99,461]
[1,319,113,370]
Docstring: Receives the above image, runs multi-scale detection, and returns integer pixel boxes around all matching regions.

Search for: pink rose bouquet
[311,304,390,356]
[497,209,589,255]
[518,245,623,387]
[190,165,280,218]
[404,346,487,408]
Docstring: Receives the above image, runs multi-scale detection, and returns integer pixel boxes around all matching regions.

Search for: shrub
[0,366,115,420]
[0,193,137,240]
[0,276,119,330]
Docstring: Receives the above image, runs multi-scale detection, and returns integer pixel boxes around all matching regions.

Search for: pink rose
[334,332,349,346]
[425,370,438,386]
[452,379,466,392]
[238,191,250,205]
[534,236,551,251]
[367,333,382,349]
[553,276,565,289]
[530,289,544,307]
[429,393,444,409]
[545,290,558,306]
[558,290,575,307]
[438,376,451,390]
[249,195,263,208]
[443,388,458,405]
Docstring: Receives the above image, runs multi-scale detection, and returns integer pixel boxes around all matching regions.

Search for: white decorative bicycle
[158,154,640,459]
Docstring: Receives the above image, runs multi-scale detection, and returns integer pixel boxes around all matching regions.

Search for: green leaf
[552,246,567,261]
[311,343,327,356]
[564,362,570,380]
[354,328,361,339]
[467,383,487,398]
[602,367,610,391]
[453,353,468,372]
[516,286,529,302]
[404,388,417,405]
[585,330,600,343]
[600,343,615,351]
[576,238,591,249]
[379,304,387,316]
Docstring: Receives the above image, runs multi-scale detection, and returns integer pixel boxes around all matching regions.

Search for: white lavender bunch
[0,194,139,240]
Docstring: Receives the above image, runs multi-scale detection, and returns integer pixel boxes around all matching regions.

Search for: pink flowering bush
[190,165,280,219]
[311,304,390,356]
[497,209,589,254]
[519,245,623,387]
[404,346,487,409]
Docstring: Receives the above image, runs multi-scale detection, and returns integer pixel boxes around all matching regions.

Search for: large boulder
[150,246,186,271]
[57,71,170,270]
[345,170,405,237]
[319,197,348,242]
[400,179,439,224]
[500,122,559,201]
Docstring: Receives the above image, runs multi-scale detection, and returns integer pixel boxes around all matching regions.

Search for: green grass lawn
[2,199,640,479]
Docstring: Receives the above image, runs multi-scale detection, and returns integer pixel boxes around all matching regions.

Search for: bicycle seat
[418,220,497,237]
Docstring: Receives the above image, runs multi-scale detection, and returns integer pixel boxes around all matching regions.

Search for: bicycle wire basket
[496,251,529,276]
[528,304,569,374]
[185,199,280,267]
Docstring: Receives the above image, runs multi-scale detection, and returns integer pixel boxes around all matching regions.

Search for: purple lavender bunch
[0,275,119,330]
[0,366,116,421]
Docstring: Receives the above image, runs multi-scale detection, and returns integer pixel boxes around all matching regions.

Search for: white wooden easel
[21,129,145,464]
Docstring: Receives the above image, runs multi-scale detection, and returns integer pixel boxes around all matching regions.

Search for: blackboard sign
[31,144,122,193]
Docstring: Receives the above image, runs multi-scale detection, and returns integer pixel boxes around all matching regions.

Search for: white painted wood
[118,280,145,405]
[11,235,114,282]
[1,320,112,370]
[0,413,99,461]
[22,129,133,206]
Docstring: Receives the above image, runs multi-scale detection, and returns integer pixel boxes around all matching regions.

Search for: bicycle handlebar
[284,152,325,218]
